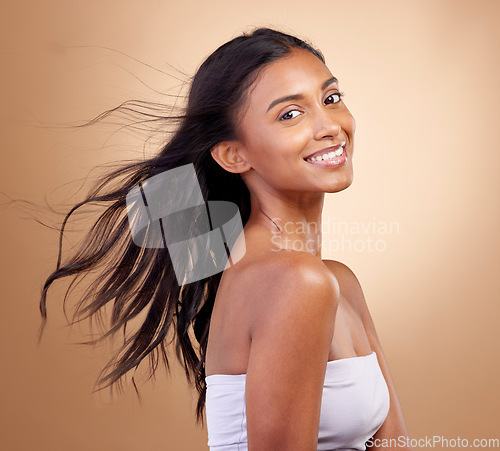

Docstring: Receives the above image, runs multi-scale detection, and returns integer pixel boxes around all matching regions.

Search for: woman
[39,27,411,450]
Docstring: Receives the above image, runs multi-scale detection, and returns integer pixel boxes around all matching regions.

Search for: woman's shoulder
[231,247,338,290]
[322,258,356,279]
[229,249,339,326]
[321,259,362,291]
[321,259,368,314]
[230,224,334,279]
[222,224,340,315]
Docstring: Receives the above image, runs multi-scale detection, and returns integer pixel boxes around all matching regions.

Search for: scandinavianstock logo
[125,163,246,286]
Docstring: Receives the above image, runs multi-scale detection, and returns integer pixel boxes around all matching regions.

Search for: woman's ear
[210,141,252,174]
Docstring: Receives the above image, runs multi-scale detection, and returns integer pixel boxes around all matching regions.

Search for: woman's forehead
[244,49,337,112]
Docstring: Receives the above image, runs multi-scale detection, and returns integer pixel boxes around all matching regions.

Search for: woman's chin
[324,174,354,193]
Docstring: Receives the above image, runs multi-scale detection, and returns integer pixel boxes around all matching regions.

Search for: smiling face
[228,48,356,196]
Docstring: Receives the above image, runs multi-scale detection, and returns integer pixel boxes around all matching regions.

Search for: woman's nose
[312,109,341,141]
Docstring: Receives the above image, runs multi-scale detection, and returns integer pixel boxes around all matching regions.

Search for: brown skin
[207,48,411,450]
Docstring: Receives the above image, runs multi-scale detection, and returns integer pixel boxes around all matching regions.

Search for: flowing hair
[38,27,325,425]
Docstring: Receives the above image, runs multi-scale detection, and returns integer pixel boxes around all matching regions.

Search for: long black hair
[38,27,325,425]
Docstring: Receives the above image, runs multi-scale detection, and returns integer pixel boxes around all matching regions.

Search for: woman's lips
[304,146,348,168]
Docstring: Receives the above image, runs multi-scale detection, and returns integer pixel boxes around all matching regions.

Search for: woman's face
[235,48,356,195]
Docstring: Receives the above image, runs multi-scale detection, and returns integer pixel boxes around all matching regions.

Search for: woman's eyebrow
[266,76,338,112]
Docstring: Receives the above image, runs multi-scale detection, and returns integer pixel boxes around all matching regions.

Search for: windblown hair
[38,27,325,425]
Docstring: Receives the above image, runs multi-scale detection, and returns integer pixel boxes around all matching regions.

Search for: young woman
[39,27,411,450]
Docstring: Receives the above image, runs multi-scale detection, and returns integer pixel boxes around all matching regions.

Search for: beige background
[1,0,499,449]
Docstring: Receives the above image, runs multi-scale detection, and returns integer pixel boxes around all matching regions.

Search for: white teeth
[307,146,344,162]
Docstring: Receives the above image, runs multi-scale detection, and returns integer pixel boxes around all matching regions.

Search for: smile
[304,143,347,168]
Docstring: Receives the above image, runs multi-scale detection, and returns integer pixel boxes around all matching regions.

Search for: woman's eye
[280,109,301,121]
[325,92,344,105]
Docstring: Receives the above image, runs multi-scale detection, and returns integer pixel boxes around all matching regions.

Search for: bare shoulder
[262,249,338,284]
[321,260,381,355]
[322,259,368,312]
[243,250,341,448]
[322,259,360,290]
[243,250,340,334]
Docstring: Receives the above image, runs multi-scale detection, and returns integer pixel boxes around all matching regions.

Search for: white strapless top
[205,351,390,450]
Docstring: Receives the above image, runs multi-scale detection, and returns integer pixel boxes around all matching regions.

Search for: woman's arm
[324,260,413,450]
[244,252,340,450]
